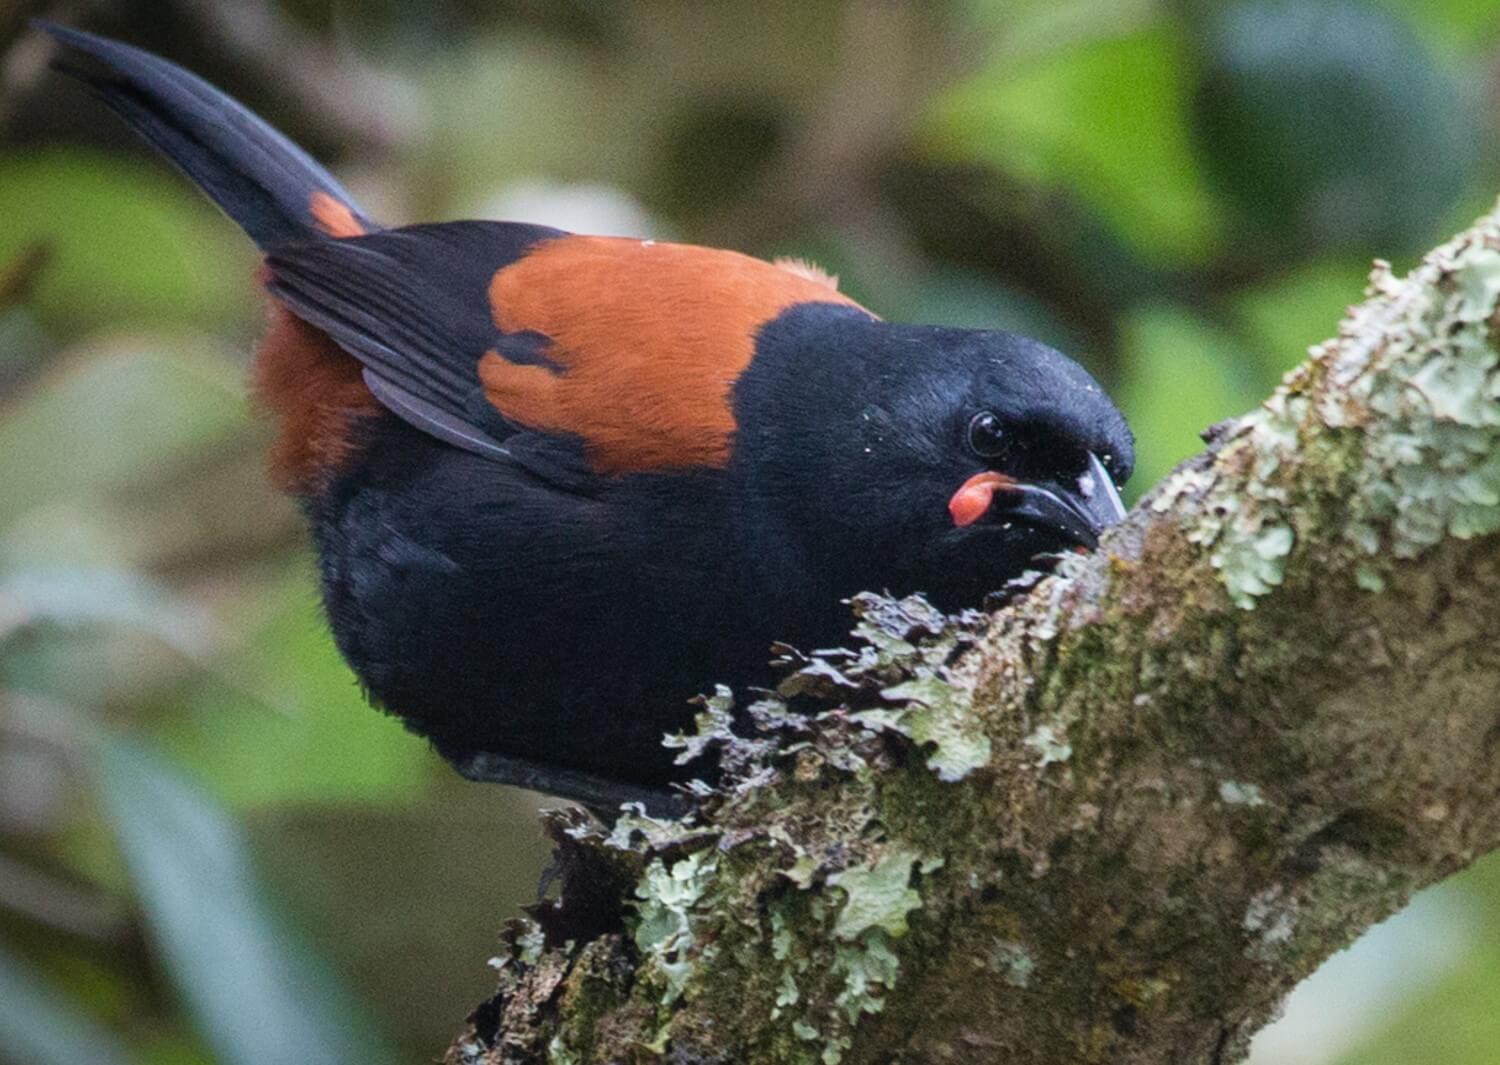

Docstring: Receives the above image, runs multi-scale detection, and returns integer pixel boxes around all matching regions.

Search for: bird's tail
[35,21,375,250]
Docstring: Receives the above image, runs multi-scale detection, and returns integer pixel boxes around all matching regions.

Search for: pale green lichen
[763,845,942,1064]
[1188,207,1500,608]
[1324,232,1500,563]
[827,847,925,940]
[1151,466,1217,514]
[520,926,545,964]
[780,848,822,890]
[547,1034,579,1065]
[1243,884,1299,963]
[1212,518,1295,609]
[546,594,982,1059]
[776,969,801,1010]
[986,939,1036,988]
[768,903,815,1023]
[865,675,992,781]
[1218,780,1268,807]
[1024,722,1073,767]
[792,1020,821,1042]
[663,685,741,770]
[605,801,708,853]
[632,850,719,1004]
[1193,391,1304,610]
[833,933,901,1022]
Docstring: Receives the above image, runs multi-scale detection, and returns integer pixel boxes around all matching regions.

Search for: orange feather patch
[253,287,379,494]
[480,236,868,474]
[309,191,366,239]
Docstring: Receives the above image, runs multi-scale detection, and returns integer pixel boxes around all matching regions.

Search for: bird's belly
[308,419,768,785]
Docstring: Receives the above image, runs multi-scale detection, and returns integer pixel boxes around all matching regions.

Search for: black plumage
[41,22,1135,810]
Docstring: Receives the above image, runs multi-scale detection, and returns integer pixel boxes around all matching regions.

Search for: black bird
[39,23,1133,808]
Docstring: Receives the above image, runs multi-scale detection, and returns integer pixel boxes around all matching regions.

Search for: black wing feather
[264,221,565,462]
[363,370,512,461]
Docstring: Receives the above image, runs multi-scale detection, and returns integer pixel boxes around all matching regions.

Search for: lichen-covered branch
[447,206,1500,1065]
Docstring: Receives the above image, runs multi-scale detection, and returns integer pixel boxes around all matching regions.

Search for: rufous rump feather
[253,288,379,493]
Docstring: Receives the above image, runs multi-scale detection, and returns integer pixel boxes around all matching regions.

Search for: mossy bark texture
[446,208,1500,1065]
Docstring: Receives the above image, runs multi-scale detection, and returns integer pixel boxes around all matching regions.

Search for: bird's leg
[452,750,691,820]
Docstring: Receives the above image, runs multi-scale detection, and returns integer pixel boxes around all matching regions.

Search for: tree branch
[447,204,1500,1064]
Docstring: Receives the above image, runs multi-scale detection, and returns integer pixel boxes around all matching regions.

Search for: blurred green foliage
[95,738,394,1065]
[1208,1,1483,251]
[933,22,1224,262]
[1340,857,1500,1064]
[1,1,1498,1062]
[0,152,254,332]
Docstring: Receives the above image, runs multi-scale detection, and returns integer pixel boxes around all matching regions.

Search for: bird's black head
[733,303,1134,614]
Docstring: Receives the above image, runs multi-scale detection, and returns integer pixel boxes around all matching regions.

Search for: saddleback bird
[40,23,1133,809]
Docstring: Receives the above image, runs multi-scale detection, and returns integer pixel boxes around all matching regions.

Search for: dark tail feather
[35,21,374,250]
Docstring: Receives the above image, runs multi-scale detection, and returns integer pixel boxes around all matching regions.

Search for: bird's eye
[967,411,1007,458]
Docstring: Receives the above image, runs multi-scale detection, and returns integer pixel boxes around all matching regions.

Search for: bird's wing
[264,221,561,465]
[264,223,868,479]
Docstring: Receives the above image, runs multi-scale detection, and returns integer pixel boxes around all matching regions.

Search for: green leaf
[0,150,254,332]
[0,946,136,1065]
[927,23,1222,264]
[1116,305,1264,491]
[92,738,396,1065]
[0,566,212,656]
[0,338,248,529]
[1191,0,1481,255]
[154,571,432,808]
[1232,257,1373,376]
[1369,0,1500,54]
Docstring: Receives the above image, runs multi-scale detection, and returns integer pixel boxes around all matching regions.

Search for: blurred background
[1,0,1498,1062]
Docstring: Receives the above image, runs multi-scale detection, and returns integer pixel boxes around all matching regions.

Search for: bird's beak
[950,453,1127,549]
[1070,450,1128,541]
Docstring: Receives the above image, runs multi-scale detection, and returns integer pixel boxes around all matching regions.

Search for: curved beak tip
[999,453,1126,550]
[1079,451,1128,532]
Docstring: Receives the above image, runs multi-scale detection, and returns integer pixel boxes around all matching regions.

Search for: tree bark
[446,205,1500,1065]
